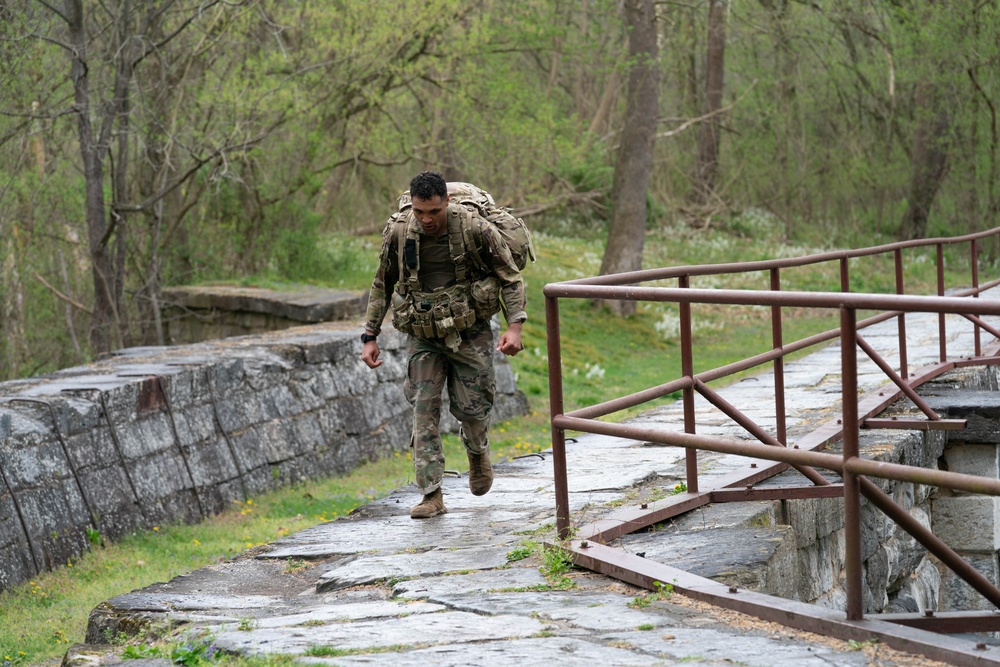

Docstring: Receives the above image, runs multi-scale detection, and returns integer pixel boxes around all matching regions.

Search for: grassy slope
[0,219,967,665]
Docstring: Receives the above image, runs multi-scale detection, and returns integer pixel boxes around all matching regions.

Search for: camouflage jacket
[364,203,527,336]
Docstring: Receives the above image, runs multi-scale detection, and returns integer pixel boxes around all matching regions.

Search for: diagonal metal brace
[856,334,941,420]
[694,379,830,487]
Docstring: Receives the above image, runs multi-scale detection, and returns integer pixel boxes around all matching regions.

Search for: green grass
[0,217,971,666]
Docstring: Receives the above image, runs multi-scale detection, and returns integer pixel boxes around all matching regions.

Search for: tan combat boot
[410,488,447,519]
[467,447,494,496]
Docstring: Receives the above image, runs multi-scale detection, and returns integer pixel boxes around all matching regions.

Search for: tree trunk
[899,82,951,240]
[689,0,728,208]
[597,0,659,317]
[65,0,121,353]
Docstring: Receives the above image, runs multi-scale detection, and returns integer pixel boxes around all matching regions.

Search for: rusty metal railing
[543,227,1000,666]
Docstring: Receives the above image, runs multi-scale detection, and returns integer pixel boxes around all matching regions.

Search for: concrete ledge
[161,286,369,344]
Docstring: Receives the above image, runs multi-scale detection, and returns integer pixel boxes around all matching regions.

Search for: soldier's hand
[497,326,523,357]
[361,341,383,368]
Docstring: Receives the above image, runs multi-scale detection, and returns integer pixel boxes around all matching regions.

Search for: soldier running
[360,171,527,518]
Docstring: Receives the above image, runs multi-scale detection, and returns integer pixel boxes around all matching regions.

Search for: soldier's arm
[361,221,401,369]
[363,219,400,336]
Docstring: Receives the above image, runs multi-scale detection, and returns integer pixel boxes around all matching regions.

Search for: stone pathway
[70,309,1000,667]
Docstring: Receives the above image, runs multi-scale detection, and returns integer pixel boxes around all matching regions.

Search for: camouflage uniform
[364,204,527,494]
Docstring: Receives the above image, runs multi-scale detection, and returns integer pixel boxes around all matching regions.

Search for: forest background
[0,0,998,380]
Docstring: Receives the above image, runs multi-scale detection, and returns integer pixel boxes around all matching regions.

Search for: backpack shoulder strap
[394,213,421,295]
[456,207,488,275]
[447,206,470,283]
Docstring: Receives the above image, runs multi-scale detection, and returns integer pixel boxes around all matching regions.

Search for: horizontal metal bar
[553,415,1000,496]
[543,285,1000,317]
[863,418,967,430]
[558,229,1000,287]
[563,541,1000,666]
[575,492,712,543]
[876,611,1000,634]
[711,484,844,502]
[955,356,1000,368]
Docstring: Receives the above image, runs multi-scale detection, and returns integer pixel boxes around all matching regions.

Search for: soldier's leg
[403,340,447,494]
[445,323,496,455]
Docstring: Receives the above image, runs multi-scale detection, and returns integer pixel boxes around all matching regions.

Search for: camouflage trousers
[404,321,495,494]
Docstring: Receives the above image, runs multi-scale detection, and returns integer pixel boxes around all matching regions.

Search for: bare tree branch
[33,271,93,314]
[656,80,757,139]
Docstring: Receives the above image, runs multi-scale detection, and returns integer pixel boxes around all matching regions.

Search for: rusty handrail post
[545,294,571,540]
[972,238,982,356]
[679,274,699,493]
[894,248,909,380]
[770,268,787,444]
[841,305,863,621]
[840,256,850,292]
[937,243,947,362]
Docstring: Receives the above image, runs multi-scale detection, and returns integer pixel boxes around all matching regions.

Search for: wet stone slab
[433,590,681,632]
[618,526,795,583]
[263,471,625,560]
[316,545,513,592]
[391,566,551,599]
[102,592,290,614]
[603,627,872,667]
[215,600,447,630]
[308,636,682,667]
[211,610,546,656]
[262,508,527,559]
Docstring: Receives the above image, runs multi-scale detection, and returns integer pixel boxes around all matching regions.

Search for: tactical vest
[390,206,495,348]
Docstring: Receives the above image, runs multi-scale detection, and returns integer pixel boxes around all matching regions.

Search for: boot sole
[469,481,493,496]
[410,506,448,519]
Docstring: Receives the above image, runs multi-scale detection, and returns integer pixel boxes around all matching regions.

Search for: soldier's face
[412,195,449,236]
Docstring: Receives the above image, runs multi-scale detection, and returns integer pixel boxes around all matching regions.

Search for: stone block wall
[0,321,528,591]
[776,364,1000,614]
[771,427,945,614]
[922,367,1000,612]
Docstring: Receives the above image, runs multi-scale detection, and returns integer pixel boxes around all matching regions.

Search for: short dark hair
[409,171,448,200]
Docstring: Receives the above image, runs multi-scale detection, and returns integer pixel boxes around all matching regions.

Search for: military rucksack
[396,181,536,272]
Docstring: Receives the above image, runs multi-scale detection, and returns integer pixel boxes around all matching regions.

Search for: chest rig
[390,205,487,349]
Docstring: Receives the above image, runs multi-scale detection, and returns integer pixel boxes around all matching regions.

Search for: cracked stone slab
[305,636,685,666]
[619,526,795,583]
[265,477,624,560]
[262,509,526,559]
[432,590,678,632]
[101,592,289,613]
[215,600,447,630]
[211,610,546,655]
[602,628,871,666]
[316,545,512,592]
[391,566,550,599]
